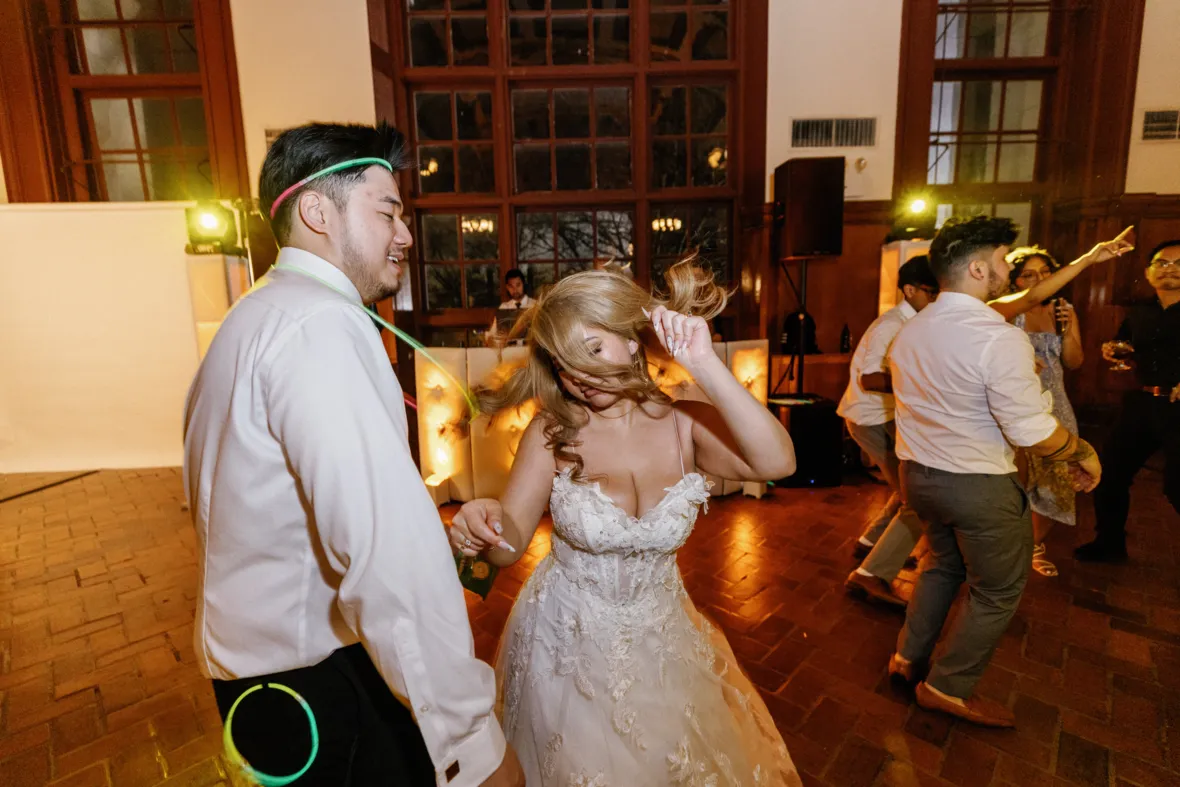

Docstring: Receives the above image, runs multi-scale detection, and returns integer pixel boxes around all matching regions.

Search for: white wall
[1125,0,1180,195]
[0,204,200,473]
[765,0,904,201]
[228,0,377,195]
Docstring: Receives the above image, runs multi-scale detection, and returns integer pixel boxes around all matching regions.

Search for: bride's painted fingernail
[493,522,503,535]
[497,540,516,552]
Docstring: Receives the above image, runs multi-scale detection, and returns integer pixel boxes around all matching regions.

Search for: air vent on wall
[791,117,877,148]
[1143,110,1180,141]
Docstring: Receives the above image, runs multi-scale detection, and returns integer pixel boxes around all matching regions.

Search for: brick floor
[0,465,1176,786]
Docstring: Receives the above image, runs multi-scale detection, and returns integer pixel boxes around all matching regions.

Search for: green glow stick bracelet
[222,683,318,786]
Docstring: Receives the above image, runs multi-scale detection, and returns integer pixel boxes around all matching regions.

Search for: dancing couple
[184,121,801,786]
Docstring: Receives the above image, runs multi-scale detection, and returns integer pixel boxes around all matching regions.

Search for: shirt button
[420,704,431,714]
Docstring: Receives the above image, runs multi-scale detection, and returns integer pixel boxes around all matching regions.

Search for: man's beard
[986,267,1009,300]
[340,226,399,304]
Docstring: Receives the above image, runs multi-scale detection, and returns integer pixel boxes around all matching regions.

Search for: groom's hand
[449,499,508,555]
[480,744,525,786]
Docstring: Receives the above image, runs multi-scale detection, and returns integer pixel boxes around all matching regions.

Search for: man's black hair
[927,215,1021,286]
[260,122,412,244]
[1148,239,1180,262]
[505,268,525,284]
[897,255,938,291]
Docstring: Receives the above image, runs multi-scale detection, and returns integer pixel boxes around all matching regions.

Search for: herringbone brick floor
[0,466,1177,786]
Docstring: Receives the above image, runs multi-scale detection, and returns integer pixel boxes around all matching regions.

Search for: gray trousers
[846,420,925,580]
[897,461,1032,699]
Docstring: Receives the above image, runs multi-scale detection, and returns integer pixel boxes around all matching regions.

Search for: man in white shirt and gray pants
[839,255,938,607]
[184,123,523,786]
[886,216,1101,728]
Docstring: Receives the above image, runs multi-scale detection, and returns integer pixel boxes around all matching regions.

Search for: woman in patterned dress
[1004,247,1085,576]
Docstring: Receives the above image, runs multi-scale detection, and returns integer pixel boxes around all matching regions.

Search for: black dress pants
[213,644,435,786]
[1093,392,1180,544]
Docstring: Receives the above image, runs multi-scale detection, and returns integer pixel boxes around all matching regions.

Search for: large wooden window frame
[894,0,1072,237]
[0,0,248,203]
[378,0,763,333]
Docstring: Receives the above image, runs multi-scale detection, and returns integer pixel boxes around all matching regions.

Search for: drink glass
[1105,340,1134,371]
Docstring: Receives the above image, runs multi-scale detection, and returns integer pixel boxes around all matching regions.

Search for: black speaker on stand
[770,157,845,487]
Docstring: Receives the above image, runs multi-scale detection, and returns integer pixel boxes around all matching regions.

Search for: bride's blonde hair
[477,256,727,481]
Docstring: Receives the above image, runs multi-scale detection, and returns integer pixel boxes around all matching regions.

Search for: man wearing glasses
[1077,240,1180,562]
[839,255,939,607]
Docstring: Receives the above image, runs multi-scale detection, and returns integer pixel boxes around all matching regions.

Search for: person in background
[499,268,535,310]
[184,122,522,787]
[887,215,1101,728]
[1005,247,1084,577]
[1077,239,1180,563]
[839,256,939,608]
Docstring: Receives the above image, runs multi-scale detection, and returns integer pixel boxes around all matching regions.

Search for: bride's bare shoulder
[523,411,555,439]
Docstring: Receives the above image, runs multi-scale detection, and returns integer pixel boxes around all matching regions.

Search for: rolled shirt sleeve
[861,316,903,376]
[263,306,505,786]
[981,328,1060,448]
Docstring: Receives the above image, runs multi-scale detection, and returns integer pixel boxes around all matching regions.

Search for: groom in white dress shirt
[885,215,1101,728]
[183,123,522,786]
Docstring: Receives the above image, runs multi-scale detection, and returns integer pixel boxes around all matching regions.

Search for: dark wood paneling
[892,0,937,196]
[1055,0,1146,201]
[196,0,251,199]
[1044,0,1152,413]
[735,0,769,340]
[771,353,851,402]
[765,200,892,361]
[801,222,892,356]
[0,0,60,202]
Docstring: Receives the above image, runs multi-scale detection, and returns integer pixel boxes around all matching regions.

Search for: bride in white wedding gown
[449,260,802,786]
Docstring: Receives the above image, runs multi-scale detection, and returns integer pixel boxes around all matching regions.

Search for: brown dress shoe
[844,571,907,608]
[915,682,1015,728]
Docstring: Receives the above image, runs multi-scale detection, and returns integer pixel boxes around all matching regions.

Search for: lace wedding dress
[495,416,801,786]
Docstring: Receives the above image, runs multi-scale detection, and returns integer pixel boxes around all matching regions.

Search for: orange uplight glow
[417,358,466,491]
[731,347,769,404]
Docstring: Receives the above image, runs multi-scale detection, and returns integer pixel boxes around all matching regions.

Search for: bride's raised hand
[449,499,513,556]
[645,305,714,371]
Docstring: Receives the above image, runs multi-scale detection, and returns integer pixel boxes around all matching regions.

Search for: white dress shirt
[498,295,535,310]
[183,248,504,786]
[836,300,916,426]
[889,291,1059,475]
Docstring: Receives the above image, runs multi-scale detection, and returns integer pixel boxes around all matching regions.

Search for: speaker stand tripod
[774,257,810,394]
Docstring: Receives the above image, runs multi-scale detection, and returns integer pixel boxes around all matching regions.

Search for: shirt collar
[899,300,917,320]
[274,247,363,305]
[933,290,1003,322]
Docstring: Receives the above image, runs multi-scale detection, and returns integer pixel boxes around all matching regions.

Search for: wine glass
[1104,340,1134,371]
